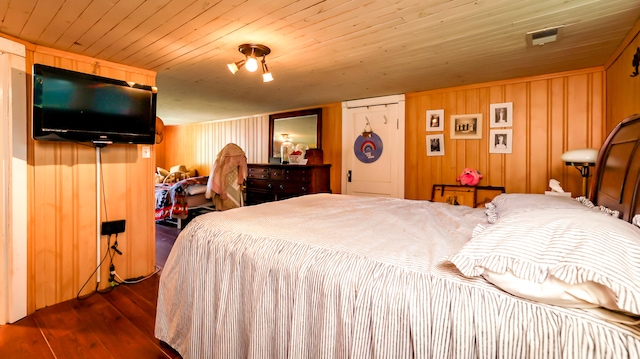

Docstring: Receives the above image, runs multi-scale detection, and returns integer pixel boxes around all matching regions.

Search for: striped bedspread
[155,194,640,358]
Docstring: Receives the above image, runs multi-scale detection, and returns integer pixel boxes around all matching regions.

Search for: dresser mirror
[269,108,322,162]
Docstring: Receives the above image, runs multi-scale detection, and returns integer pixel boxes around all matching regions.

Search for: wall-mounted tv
[32,64,157,145]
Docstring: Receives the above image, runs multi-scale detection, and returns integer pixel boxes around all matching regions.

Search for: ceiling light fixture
[228,43,273,82]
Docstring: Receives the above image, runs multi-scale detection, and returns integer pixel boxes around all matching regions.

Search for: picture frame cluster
[426,109,445,156]
[424,102,514,156]
[488,102,513,154]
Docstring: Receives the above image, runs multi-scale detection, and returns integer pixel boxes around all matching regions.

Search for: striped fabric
[484,193,602,224]
[449,208,640,316]
[155,194,640,359]
[575,196,621,218]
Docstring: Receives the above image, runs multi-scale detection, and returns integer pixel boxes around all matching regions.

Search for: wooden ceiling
[1,0,639,125]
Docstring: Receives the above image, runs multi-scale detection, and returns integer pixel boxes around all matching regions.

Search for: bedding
[448,207,640,318]
[155,176,210,221]
[155,194,640,358]
[483,193,616,223]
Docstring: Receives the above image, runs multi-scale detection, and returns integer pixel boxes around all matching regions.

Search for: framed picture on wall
[490,129,513,154]
[489,102,513,128]
[426,109,444,132]
[450,114,482,139]
[426,134,445,156]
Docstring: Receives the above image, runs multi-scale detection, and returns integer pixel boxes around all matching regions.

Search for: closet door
[342,95,405,198]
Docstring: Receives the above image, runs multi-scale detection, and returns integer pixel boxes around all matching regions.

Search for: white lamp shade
[561,148,598,165]
[227,62,239,74]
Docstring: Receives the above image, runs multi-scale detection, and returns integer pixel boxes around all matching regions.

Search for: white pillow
[157,167,170,177]
[154,173,165,184]
[170,164,187,173]
[482,270,619,309]
[484,193,617,224]
[447,208,640,316]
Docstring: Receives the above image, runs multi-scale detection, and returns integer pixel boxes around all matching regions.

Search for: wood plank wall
[27,46,157,312]
[161,68,606,200]
[605,19,640,132]
[320,103,344,195]
[405,67,606,200]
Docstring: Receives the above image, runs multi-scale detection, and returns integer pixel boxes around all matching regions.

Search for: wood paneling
[28,46,157,312]
[321,103,343,194]
[163,68,606,199]
[606,19,640,132]
[405,67,606,200]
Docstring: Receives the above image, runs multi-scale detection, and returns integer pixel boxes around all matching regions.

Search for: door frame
[0,37,27,324]
[341,94,405,198]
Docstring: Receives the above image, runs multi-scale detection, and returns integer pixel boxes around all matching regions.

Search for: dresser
[245,164,331,205]
[431,184,505,208]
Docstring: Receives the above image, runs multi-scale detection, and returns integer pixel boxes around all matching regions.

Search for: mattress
[155,194,640,359]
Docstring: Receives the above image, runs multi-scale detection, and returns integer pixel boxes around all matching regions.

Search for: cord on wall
[96,147,101,284]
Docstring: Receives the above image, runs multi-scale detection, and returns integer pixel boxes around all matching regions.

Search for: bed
[155,114,640,358]
[155,175,213,228]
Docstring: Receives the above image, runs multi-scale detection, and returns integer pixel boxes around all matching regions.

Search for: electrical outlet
[101,220,126,235]
[142,145,151,158]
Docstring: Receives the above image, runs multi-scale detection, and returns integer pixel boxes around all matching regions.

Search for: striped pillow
[448,208,640,316]
[484,193,617,224]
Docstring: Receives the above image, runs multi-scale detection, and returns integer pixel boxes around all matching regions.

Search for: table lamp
[561,148,599,197]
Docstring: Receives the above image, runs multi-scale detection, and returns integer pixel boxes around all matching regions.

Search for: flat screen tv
[32,64,157,145]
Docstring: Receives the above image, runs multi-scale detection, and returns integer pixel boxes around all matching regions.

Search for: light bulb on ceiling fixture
[245,56,258,72]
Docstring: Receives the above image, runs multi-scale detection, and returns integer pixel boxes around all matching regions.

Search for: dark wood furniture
[245,164,331,205]
[592,113,640,223]
[431,184,505,208]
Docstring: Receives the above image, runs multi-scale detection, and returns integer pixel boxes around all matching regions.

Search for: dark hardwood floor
[0,223,182,359]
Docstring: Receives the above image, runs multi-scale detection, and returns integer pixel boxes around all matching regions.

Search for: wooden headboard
[591,113,640,223]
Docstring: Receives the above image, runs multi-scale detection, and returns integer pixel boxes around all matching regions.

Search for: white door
[342,95,405,198]
[0,38,27,324]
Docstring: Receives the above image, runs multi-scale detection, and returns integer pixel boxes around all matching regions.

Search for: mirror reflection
[269,109,322,163]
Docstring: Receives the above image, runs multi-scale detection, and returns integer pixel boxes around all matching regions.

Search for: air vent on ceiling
[527,25,564,47]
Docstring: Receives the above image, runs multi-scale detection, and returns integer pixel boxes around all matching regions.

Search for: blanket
[155,176,209,220]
